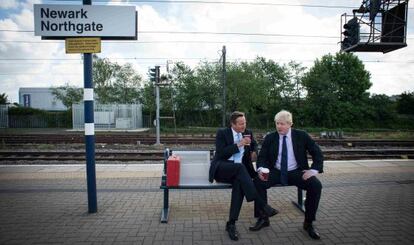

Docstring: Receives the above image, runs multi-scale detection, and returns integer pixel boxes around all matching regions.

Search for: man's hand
[302,169,318,180]
[257,168,268,181]
[240,136,251,146]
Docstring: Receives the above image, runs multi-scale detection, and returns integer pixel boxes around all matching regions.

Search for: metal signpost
[34,0,137,213]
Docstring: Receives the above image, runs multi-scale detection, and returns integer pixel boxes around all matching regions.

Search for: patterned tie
[280,135,288,185]
[233,133,242,163]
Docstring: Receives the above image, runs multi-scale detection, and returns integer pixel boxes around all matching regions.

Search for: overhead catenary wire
[0,29,339,39]
[0,40,339,46]
[1,30,413,41]
[44,0,357,9]
[42,0,414,10]
[0,57,412,63]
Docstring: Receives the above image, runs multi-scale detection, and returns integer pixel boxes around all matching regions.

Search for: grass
[346,130,414,140]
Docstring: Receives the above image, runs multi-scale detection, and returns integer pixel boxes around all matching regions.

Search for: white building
[18,87,66,111]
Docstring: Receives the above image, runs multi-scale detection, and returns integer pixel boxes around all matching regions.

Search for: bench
[160,149,305,223]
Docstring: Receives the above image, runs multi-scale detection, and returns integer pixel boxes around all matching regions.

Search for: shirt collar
[231,128,240,138]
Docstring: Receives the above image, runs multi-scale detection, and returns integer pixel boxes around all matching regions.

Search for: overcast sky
[1,0,413,103]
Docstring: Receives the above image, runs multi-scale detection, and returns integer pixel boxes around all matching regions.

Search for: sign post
[83,0,96,214]
[34,0,137,214]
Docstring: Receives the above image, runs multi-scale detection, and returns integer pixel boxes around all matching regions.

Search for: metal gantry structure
[340,0,409,53]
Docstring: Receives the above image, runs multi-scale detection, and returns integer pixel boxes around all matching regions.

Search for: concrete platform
[0,160,413,244]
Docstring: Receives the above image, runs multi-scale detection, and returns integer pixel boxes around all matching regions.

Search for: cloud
[0,0,19,10]
[0,0,413,103]
[0,2,81,103]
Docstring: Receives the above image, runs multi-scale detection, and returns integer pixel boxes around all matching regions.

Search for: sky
[0,0,413,104]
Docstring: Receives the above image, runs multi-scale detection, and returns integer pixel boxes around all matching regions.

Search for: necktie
[233,133,242,163]
[280,135,288,185]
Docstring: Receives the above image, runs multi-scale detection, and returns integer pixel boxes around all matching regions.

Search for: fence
[72,104,144,130]
[8,111,71,128]
[0,105,8,128]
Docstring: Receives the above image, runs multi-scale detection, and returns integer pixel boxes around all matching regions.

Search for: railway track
[0,149,413,162]
[0,151,164,162]
[1,134,414,147]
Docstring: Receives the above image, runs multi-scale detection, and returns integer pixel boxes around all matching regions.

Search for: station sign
[34,4,137,40]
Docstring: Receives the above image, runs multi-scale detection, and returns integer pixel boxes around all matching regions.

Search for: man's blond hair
[274,110,293,124]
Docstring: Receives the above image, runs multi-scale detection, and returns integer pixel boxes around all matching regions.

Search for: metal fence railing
[0,105,9,128]
[8,113,70,128]
[72,104,144,130]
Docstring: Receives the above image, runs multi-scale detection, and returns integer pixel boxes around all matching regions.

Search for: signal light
[342,17,360,50]
[148,66,160,83]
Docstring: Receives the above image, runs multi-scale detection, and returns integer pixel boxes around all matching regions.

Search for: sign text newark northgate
[34,4,137,39]
[40,7,103,34]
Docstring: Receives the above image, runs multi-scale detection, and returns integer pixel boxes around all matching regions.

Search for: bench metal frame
[160,149,305,223]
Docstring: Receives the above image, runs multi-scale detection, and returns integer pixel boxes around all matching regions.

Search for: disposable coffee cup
[261,168,269,181]
[244,134,251,145]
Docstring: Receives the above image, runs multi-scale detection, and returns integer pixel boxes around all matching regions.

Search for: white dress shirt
[275,128,299,171]
[273,129,318,176]
[228,128,244,163]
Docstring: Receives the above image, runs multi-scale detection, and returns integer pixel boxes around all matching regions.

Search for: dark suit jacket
[209,127,258,183]
[257,129,324,173]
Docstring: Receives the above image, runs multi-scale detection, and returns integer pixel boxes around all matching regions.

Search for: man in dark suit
[209,111,278,241]
[250,110,323,240]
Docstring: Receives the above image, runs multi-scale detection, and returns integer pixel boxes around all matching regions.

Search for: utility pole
[154,66,161,145]
[149,66,161,145]
[221,45,226,127]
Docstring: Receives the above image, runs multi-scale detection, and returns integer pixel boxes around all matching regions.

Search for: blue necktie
[281,135,288,185]
[233,133,242,163]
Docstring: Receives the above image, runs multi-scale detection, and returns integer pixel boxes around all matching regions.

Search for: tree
[92,55,142,104]
[252,57,287,113]
[285,61,307,126]
[396,91,414,115]
[111,63,142,104]
[141,81,155,121]
[168,61,221,126]
[302,52,372,128]
[162,57,304,128]
[286,61,306,103]
[51,84,83,109]
[366,94,397,127]
[0,93,8,104]
[93,55,117,104]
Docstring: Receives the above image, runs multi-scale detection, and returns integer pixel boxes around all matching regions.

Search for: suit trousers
[254,168,322,222]
[214,160,258,221]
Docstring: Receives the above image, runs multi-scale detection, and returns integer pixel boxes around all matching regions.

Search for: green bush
[8,107,72,128]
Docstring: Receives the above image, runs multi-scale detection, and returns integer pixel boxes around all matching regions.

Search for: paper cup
[261,168,269,181]
[244,134,251,145]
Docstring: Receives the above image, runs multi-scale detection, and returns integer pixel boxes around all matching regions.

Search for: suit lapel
[225,127,234,145]
[291,129,300,160]
[273,132,280,161]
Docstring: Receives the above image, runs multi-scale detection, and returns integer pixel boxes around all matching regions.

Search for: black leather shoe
[303,222,321,240]
[262,204,279,218]
[226,222,239,241]
[249,218,270,231]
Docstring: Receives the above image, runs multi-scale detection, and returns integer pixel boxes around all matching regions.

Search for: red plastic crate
[166,155,180,187]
